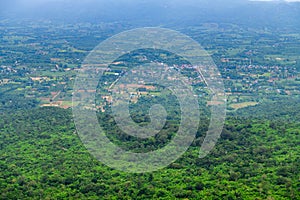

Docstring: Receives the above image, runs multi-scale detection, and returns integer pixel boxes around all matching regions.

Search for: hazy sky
[251,0,300,1]
[5,0,300,6]
[2,0,300,9]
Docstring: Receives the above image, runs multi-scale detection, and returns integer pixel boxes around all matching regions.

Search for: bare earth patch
[230,102,259,110]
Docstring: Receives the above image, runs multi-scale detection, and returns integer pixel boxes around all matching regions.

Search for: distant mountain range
[0,0,300,30]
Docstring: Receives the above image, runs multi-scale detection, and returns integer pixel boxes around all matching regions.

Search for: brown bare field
[230,102,259,109]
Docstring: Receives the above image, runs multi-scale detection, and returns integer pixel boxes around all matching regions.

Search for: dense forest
[0,107,299,199]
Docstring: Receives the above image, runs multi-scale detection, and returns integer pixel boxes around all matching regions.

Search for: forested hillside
[0,107,299,199]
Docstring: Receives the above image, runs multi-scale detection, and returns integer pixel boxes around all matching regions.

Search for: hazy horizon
[0,0,299,32]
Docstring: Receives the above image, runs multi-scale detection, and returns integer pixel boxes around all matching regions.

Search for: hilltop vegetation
[0,107,299,199]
